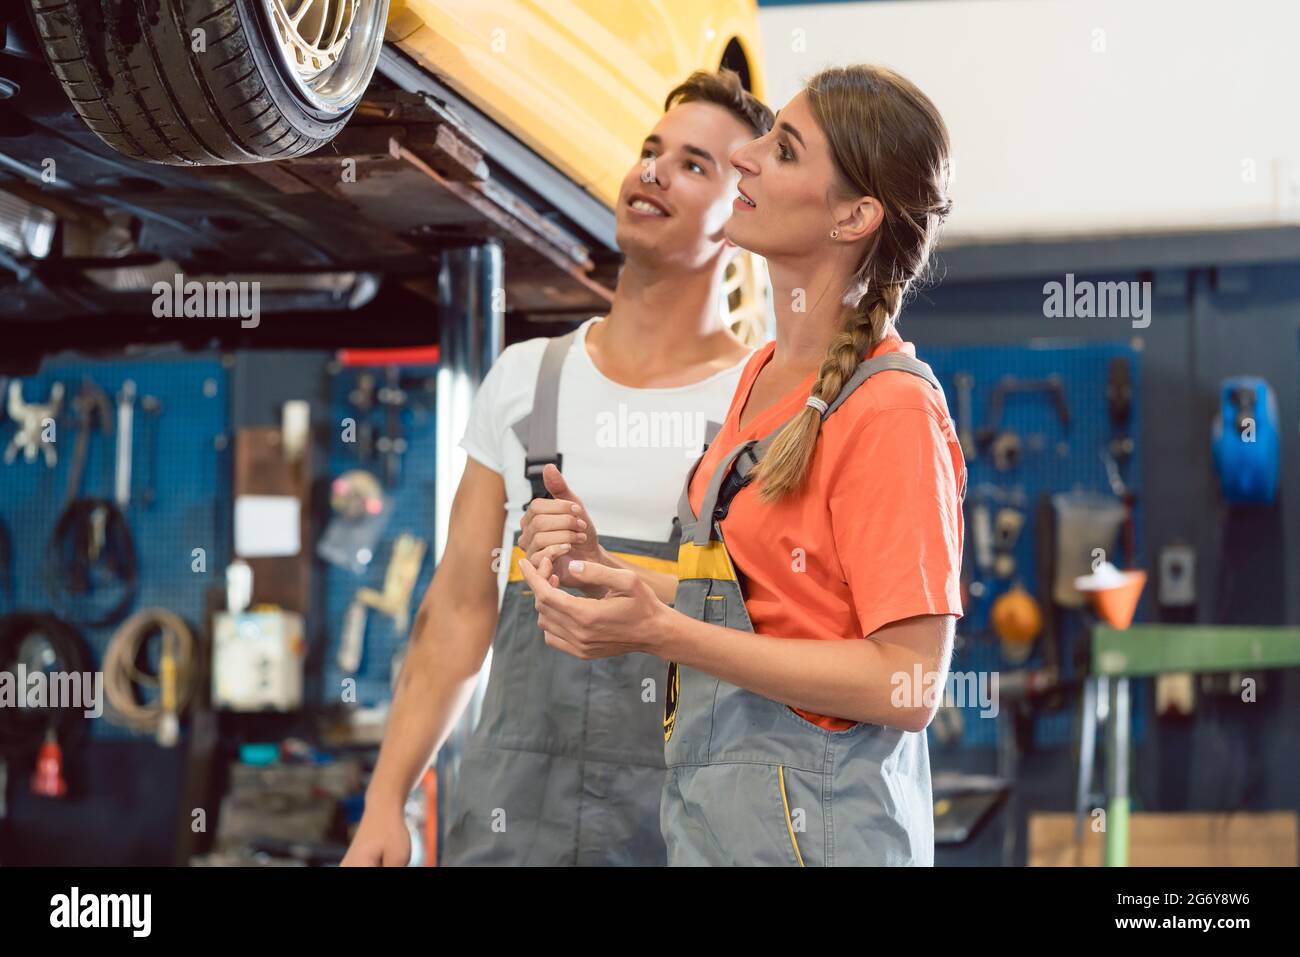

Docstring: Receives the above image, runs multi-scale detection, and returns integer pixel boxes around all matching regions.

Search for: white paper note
[234,495,301,557]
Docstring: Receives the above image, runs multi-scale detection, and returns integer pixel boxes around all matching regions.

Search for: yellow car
[387,1,764,210]
[24,0,765,212]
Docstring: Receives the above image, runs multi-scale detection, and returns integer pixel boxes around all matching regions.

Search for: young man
[342,70,773,866]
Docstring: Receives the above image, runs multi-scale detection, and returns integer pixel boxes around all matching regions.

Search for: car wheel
[27,0,389,165]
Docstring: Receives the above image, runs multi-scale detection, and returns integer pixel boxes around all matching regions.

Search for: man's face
[614,100,757,270]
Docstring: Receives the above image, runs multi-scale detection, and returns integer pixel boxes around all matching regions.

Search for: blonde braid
[749,63,952,501]
[752,280,903,502]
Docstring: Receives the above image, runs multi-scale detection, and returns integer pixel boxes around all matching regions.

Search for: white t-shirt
[460,316,753,603]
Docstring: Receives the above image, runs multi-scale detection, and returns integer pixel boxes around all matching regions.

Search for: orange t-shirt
[687,332,967,730]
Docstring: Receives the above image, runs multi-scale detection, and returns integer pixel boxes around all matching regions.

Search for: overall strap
[515,329,578,503]
[674,419,727,536]
[823,351,940,418]
[690,351,941,546]
[676,418,728,546]
[733,352,941,486]
[686,439,759,545]
[517,329,725,534]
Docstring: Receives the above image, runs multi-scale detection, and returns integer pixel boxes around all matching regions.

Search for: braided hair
[753,65,954,502]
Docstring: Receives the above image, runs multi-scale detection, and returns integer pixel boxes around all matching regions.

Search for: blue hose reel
[1212,377,1280,504]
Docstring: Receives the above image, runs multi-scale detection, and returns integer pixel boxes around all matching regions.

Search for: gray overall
[663,352,946,866]
[442,330,708,866]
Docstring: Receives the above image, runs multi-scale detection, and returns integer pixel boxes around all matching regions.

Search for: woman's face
[725,90,871,260]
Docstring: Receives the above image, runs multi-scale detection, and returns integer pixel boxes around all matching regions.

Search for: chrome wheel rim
[264,0,388,115]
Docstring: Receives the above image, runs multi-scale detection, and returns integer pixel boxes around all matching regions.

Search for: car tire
[27,0,388,165]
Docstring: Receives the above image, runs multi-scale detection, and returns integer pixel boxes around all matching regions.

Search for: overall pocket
[665,593,728,743]
[665,762,823,867]
[778,765,807,867]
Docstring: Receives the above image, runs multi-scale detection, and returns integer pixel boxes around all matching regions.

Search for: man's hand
[341,806,411,867]
[519,554,670,660]
[519,465,606,593]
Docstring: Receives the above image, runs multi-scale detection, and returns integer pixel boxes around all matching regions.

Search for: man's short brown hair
[664,69,773,139]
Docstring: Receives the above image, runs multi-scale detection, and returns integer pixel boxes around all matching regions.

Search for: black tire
[26,0,386,165]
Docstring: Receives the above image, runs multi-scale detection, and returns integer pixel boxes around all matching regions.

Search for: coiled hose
[102,609,197,735]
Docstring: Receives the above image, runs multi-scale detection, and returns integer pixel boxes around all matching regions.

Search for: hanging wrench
[65,379,113,508]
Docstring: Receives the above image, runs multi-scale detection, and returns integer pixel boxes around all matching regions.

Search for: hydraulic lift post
[432,240,505,863]
[435,240,505,563]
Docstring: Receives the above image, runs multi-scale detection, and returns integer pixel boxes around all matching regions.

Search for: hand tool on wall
[972,498,995,576]
[347,372,378,462]
[989,432,1021,472]
[357,533,428,634]
[1106,357,1134,470]
[139,395,162,508]
[115,379,135,508]
[976,374,1071,471]
[954,372,976,460]
[959,508,982,617]
[1104,358,1137,564]
[338,533,429,675]
[338,599,368,674]
[1106,356,1132,427]
[375,368,409,488]
[4,379,64,467]
[64,378,113,508]
[1102,448,1138,566]
[992,506,1025,579]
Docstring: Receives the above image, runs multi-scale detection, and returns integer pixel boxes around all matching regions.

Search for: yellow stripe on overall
[664,538,739,744]
[675,539,740,583]
[507,545,679,583]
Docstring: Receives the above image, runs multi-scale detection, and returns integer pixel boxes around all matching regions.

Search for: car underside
[0,7,624,373]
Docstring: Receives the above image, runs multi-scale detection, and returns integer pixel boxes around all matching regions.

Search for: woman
[518,64,965,866]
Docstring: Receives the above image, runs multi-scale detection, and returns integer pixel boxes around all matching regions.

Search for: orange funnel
[1086,570,1147,629]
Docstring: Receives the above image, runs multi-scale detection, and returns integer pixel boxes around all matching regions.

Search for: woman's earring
[829,229,839,240]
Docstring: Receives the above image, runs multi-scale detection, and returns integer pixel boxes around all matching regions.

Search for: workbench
[1085,624,1300,866]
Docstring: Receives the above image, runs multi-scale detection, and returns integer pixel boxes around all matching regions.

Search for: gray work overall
[663,352,946,866]
[441,330,701,866]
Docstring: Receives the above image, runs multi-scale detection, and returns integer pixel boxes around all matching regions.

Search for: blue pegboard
[320,366,438,707]
[0,356,230,741]
[922,339,1147,750]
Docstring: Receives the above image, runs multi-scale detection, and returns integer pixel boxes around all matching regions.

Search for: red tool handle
[337,346,440,367]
